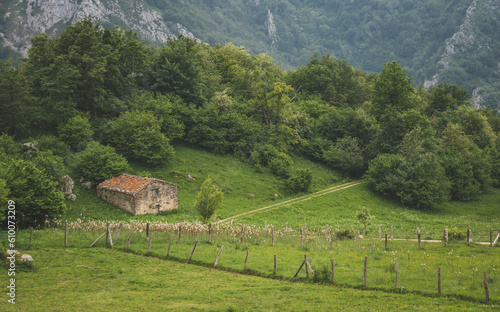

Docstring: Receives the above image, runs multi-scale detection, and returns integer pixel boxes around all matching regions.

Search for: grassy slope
[64,144,499,241]
[63,144,341,223]
[242,183,500,241]
[2,247,497,311]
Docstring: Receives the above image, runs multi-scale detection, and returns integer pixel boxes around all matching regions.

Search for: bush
[34,135,70,157]
[107,110,175,166]
[447,227,465,240]
[58,115,93,151]
[335,227,355,239]
[286,169,313,193]
[0,158,66,228]
[75,141,130,186]
[269,152,292,178]
[32,150,66,181]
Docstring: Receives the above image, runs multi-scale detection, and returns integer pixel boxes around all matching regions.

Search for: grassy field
[63,144,342,224]
[63,144,499,242]
[8,144,498,310]
[1,247,498,311]
[6,226,500,305]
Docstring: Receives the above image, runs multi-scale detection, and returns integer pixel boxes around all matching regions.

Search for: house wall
[97,188,135,214]
[134,181,178,215]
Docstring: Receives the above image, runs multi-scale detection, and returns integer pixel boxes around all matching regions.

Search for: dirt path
[217,180,364,224]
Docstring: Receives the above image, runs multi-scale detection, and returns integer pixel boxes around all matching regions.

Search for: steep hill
[1,0,499,109]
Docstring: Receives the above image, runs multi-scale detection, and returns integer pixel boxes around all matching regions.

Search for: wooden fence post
[89,232,106,248]
[271,226,274,246]
[395,262,399,288]
[385,230,388,249]
[167,234,173,256]
[126,230,133,249]
[467,228,471,246]
[213,215,216,223]
[240,220,246,244]
[490,229,493,247]
[444,228,448,247]
[273,254,277,275]
[391,226,393,240]
[106,223,110,245]
[147,233,153,253]
[330,231,332,247]
[114,222,122,244]
[305,254,309,279]
[214,245,224,267]
[484,271,490,300]
[178,224,182,244]
[188,240,198,262]
[285,222,288,234]
[331,258,335,284]
[417,227,421,249]
[28,227,33,250]
[294,259,306,278]
[265,221,267,230]
[244,250,249,270]
[146,222,149,239]
[107,227,113,248]
[438,267,442,294]
[64,220,68,248]
[493,230,500,246]
[300,229,304,246]
[208,223,212,243]
[363,256,368,287]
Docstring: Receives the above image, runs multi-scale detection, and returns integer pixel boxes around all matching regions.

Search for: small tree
[356,207,374,235]
[195,177,223,223]
[75,141,130,186]
[58,115,93,151]
[286,169,313,193]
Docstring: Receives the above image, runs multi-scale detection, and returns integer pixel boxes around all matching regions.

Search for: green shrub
[286,169,313,193]
[107,110,175,166]
[269,153,292,178]
[58,115,93,151]
[34,135,70,157]
[447,227,465,240]
[335,227,355,239]
[75,141,130,186]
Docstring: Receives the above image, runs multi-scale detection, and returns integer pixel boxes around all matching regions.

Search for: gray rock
[20,142,38,156]
[66,193,77,201]
[58,175,74,195]
[81,181,92,189]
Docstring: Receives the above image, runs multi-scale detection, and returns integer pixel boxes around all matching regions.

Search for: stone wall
[97,188,135,214]
[134,181,177,215]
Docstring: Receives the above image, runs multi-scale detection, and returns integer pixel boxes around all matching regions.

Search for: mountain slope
[1,0,499,109]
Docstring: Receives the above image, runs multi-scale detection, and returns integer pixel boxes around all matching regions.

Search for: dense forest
[1,19,499,227]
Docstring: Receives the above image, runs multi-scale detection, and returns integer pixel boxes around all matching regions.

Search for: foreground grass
[8,227,500,305]
[1,247,498,311]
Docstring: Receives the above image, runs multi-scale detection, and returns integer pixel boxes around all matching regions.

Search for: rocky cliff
[0,0,197,57]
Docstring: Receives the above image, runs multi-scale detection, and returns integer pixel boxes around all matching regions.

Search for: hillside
[1,0,500,109]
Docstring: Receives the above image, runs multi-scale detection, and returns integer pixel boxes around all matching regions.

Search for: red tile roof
[97,173,153,195]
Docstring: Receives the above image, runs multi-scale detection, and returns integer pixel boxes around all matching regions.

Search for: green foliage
[147,35,205,106]
[366,130,451,209]
[58,115,93,151]
[335,227,355,239]
[195,176,223,223]
[32,150,66,181]
[0,133,21,156]
[75,141,130,186]
[0,157,66,228]
[0,60,35,137]
[268,152,293,178]
[323,136,365,177]
[107,110,175,166]
[356,207,374,235]
[286,169,313,193]
[0,179,9,222]
[34,135,70,157]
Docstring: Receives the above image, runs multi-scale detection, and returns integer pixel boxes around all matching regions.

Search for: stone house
[97,173,177,215]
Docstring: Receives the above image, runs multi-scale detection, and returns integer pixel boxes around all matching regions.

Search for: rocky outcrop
[1,0,198,57]
[267,9,279,48]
